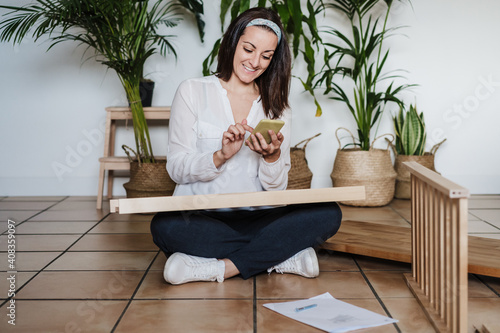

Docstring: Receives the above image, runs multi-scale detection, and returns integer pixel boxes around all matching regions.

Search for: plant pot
[139,80,155,107]
[330,128,396,207]
[393,154,436,199]
[288,133,321,190]
[123,158,176,198]
[390,139,445,199]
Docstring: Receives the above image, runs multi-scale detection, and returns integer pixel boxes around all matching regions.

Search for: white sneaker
[267,247,319,278]
[163,253,225,285]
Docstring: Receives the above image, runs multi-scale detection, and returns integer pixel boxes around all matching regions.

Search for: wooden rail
[403,162,469,333]
[110,186,366,214]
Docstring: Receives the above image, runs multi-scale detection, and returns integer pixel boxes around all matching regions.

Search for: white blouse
[167,75,291,197]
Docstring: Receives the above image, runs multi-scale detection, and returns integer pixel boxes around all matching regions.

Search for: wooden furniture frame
[109,187,366,214]
[403,161,469,333]
[97,106,170,209]
[321,220,500,278]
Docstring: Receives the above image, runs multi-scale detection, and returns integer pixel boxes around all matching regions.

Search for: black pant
[150,202,342,279]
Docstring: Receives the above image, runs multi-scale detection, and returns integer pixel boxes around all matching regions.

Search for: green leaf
[239,0,250,12]
[220,0,234,29]
[395,104,426,155]
[176,0,205,42]
[230,0,242,23]
[202,37,221,76]
[287,0,302,57]
[305,0,322,44]
[298,77,323,117]
[258,0,267,7]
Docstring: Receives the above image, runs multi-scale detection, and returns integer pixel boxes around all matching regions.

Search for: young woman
[151,7,342,285]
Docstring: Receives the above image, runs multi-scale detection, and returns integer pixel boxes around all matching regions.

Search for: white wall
[1,0,499,196]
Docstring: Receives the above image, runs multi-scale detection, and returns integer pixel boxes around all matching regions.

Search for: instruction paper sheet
[263,292,397,332]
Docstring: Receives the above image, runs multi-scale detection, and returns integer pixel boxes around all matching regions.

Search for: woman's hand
[245,128,283,163]
[213,119,249,168]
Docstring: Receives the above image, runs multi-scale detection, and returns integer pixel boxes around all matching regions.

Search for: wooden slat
[404,162,470,198]
[110,186,366,214]
[438,192,445,318]
[468,236,500,276]
[105,106,171,119]
[411,176,417,279]
[99,156,166,163]
[447,199,453,324]
[321,221,412,263]
[457,197,469,331]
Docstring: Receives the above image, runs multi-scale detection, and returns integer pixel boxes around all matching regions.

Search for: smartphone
[247,119,285,145]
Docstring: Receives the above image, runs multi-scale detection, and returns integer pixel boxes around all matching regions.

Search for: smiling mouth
[243,64,256,72]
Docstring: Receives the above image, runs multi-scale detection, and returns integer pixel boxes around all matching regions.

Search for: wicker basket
[288,133,321,190]
[390,139,445,199]
[123,158,176,198]
[331,128,396,207]
[122,145,176,198]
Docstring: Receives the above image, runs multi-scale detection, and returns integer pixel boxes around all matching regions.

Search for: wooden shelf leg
[97,163,105,209]
[108,170,114,199]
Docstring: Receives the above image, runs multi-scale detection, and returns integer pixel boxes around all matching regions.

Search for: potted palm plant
[313,0,413,206]
[391,104,446,199]
[0,0,204,198]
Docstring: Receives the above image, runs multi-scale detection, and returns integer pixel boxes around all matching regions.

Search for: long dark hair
[216,7,291,119]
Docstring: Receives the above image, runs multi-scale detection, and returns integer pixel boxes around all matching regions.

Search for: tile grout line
[110,250,161,333]
[352,256,402,333]
[5,297,255,301]
[0,207,111,309]
[468,208,500,232]
[471,220,500,232]
[121,297,254,301]
[474,274,500,298]
[1,196,70,235]
[387,204,411,226]
[0,196,71,307]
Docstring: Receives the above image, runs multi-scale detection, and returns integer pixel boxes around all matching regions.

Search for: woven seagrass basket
[122,145,176,198]
[288,133,321,190]
[389,139,445,199]
[331,128,396,207]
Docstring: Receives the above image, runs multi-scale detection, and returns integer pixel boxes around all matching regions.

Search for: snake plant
[393,104,426,156]
[0,0,204,163]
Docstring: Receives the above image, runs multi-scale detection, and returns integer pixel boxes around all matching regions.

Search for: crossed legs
[150,202,342,283]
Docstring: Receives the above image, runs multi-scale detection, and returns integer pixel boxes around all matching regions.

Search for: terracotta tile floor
[0,195,499,332]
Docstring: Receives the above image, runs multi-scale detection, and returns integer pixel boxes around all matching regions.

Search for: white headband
[246,18,282,43]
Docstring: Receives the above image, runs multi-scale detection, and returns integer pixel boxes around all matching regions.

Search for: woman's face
[232,25,278,85]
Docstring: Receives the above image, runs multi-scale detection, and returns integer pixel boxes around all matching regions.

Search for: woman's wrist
[213,150,227,168]
[263,149,281,163]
